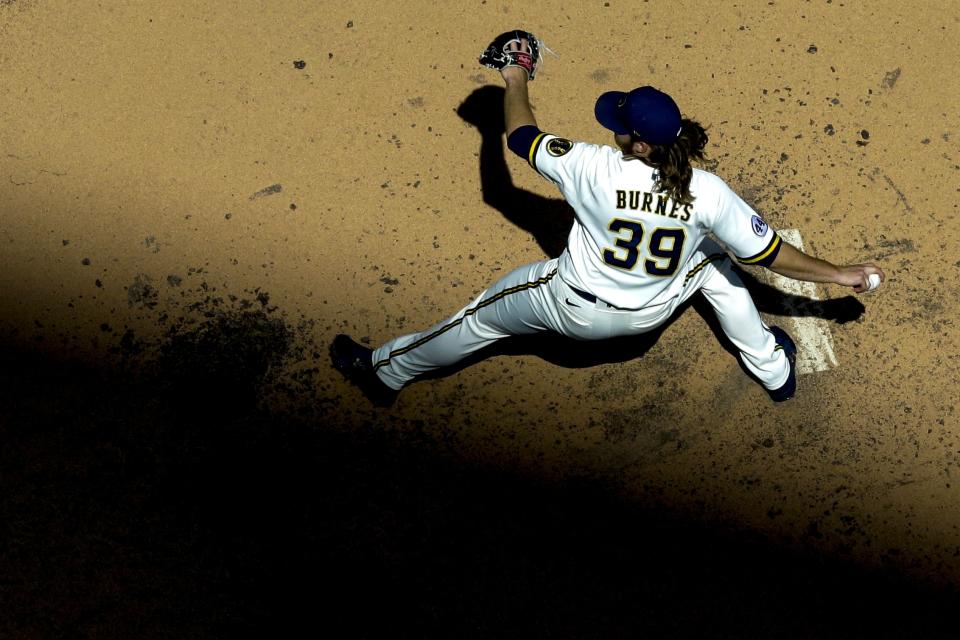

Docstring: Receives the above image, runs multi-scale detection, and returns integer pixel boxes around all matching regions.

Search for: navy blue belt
[569,286,598,303]
[569,285,638,311]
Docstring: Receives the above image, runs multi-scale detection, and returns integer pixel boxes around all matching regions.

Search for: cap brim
[594,91,631,135]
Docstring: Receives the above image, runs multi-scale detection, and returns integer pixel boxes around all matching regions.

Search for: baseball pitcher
[331,30,885,407]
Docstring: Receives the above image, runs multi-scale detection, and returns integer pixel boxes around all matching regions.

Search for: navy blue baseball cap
[594,86,682,145]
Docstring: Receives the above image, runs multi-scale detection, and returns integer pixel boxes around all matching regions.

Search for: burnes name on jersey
[615,189,693,222]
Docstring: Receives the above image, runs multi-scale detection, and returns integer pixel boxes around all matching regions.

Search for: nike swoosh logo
[564,298,580,307]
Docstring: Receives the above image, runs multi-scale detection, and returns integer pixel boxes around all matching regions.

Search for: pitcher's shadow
[456,84,574,260]
[424,86,865,380]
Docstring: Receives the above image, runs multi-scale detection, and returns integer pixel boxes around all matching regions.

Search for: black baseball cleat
[330,334,398,407]
[766,325,797,402]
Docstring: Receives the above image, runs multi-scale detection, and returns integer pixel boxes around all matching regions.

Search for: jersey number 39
[602,219,686,276]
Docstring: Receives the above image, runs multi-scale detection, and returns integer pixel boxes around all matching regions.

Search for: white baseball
[866,273,881,292]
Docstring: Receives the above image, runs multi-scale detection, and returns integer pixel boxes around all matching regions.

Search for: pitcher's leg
[373,260,559,389]
[698,261,790,390]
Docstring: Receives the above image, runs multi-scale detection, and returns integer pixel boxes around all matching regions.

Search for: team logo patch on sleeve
[751,214,769,236]
[546,138,573,157]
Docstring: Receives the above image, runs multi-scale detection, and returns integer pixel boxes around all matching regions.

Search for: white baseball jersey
[529,134,781,309]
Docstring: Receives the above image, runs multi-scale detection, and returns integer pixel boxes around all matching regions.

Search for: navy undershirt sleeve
[506,125,543,160]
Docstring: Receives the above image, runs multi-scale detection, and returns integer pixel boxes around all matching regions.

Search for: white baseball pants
[372,241,790,392]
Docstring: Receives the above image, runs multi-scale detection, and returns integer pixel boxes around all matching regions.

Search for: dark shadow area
[734,266,866,325]
[1,322,957,639]
[458,84,574,259]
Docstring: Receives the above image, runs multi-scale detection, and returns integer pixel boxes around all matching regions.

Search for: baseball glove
[479,30,542,80]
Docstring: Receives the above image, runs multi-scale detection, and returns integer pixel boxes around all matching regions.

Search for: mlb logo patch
[751,215,769,236]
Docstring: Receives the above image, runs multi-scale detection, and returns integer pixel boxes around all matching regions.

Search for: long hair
[644,119,708,205]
